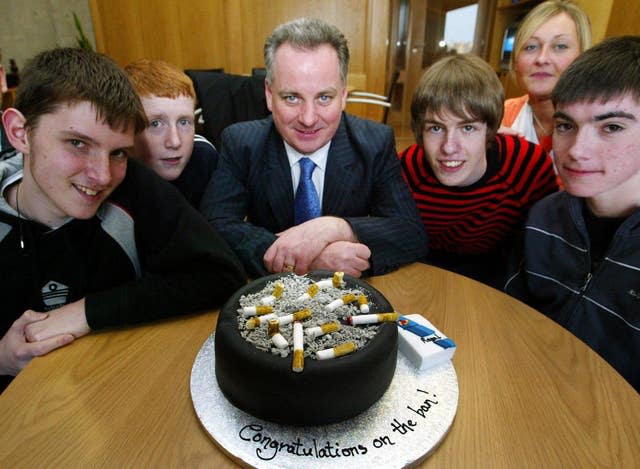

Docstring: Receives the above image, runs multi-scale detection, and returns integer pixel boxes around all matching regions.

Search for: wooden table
[1,263,638,468]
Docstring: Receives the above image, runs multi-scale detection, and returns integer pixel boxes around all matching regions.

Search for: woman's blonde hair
[511,0,591,71]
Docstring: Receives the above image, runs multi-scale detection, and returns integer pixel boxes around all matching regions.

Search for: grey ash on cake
[236,272,384,362]
[215,271,399,426]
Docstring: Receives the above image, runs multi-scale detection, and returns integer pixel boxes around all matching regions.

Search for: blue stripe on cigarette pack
[397,314,456,370]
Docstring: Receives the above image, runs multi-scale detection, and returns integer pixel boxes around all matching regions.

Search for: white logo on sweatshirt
[41,281,69,310]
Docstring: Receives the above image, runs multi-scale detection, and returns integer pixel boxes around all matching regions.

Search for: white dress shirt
[284,140,330,207]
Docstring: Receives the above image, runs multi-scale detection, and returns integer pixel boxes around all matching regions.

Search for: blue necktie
[294,158,321,225]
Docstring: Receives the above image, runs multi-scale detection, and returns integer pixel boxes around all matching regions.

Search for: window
[442,4,478,55]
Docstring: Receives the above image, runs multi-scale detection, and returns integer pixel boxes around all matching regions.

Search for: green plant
[73,12,93,51]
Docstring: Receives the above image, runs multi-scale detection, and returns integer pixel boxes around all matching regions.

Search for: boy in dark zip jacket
[505,36,640,392]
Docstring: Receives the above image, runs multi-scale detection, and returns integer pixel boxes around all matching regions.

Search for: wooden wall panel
[139,1,182,64]
[575,0,613,44]
[91,0,146,65]
[90,0,390,109]
[179,2,227,69]
[220,0,372,75]
[605,0,640,38]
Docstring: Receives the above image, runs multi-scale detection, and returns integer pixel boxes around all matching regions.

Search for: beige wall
[0,0,95,71]
[90,0,388,78]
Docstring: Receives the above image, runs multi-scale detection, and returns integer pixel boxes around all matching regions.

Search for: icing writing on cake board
[237,388,440,462]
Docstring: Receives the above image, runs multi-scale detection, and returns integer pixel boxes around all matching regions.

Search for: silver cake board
[191,333,459,469]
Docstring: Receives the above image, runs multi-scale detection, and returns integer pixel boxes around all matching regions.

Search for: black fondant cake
[215,271,398,426]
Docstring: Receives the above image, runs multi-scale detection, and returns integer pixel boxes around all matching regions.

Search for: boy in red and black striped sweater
[398,54,558,286]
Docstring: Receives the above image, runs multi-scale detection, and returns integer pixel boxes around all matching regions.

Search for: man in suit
[201,17,428,278]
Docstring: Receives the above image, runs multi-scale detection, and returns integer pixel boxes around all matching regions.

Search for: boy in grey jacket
[0,48,246,389]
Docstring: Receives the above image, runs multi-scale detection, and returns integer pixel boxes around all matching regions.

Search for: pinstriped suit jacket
[200,113,428,277]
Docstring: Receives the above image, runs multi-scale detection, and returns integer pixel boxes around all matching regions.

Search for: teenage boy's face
[266,43,347,155]
[22,102,133,227]
[134,95,195,181]
[553,93,640,215]
[422,108,488,187]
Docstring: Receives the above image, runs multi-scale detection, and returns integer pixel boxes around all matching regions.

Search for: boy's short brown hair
[125,59,196,101]
[553,35,640,107]
[411,54,504,144]
[15,47,147,133]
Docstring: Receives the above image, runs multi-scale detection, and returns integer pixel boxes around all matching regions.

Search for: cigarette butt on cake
[316,341,357,360]
[245,312,277,330]
[305,321,341,338]
[240,305,274,317]
[314,271,345,289]
[261,281,285,305]
[325,293,357,312]
[271,334,289,349]
[292,322,304,372]
[347,312,400,325]
[268,319,289,349]
[260,282,284,305]
[273,282,284,298]
[357,294,370,313]
[332,271,344,287]
[278,308,312,326]
[267,319,279,336]
[296,283,320,302]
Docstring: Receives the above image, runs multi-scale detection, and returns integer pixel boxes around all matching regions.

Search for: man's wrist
[322,216,357,243]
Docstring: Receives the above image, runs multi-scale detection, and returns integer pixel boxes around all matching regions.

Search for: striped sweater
[398,134,558,255]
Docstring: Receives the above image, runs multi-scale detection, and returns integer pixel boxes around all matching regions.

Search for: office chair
[186,71,270,148]
[347,70,399,124]
[185,69,225,129]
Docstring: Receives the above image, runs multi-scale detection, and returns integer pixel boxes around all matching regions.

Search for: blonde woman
[502,0,591,154]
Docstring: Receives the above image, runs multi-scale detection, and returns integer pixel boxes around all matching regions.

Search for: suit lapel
[323,116,361,215]
[263,132,295,229]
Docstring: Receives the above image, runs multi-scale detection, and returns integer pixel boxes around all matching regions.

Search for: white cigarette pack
[397,314,456,371]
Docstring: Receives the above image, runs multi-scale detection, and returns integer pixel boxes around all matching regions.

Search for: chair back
[186,70,270,148]
[346,70,400,124]
[185,68,224,101]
